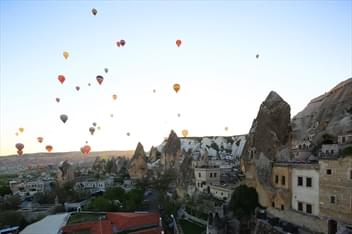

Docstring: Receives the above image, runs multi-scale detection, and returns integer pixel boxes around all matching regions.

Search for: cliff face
[292,78,352,145]
[128,142,148,180]
[161,130,181,170]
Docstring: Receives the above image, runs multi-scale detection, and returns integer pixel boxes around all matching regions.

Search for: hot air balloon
[173,83,180,93]
[17,150,23,156]
[81,145,91,155]
[56,98,60,103]
[15,132,19,136]
[63,51,69,59]
[92,122,97,127]
[110,114,114,118]
[256,54,259,59]
[153,89,156,93]
[126,132,130,136]
[225,126,229,131]
[116,41,121,47]
[120,39,126,47]
[96,75,104,85]
[104,68,108,73]
[112,94,117,100]
[181,129,188,137]
[46,145,53,152]
[19,128,24,133]
[177,113,181,117]
[92,8,97,16]
[97,126,101,130]
[89,127,95,135]
[176,39,182,47]
[37,137,43,143]
[88,83,91,86]
[75,86,80,91]
[16,143,24,151]
[60,114,68,124]
[85,141,88,144]
[58,75,65,84]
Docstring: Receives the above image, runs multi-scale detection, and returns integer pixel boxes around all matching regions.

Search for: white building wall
[291,168,320,216]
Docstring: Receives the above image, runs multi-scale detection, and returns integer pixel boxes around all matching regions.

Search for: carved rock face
[128,142,148,179]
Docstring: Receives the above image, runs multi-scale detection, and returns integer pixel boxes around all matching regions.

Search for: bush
[230,185,258,219]
[0,211,28,230]
[340,146,352,156]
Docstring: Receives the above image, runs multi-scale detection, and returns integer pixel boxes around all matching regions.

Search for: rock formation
[128,142,148,180]
[149,146,159,162]
[161,130,181,170]
[292,78,352,147]
[57,160,74,186]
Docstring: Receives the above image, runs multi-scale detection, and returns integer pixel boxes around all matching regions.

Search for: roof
[20,213,70,234]
[63,220,112,234]
[107,212,160,231]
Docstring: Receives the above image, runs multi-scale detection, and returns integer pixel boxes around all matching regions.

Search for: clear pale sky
[0,0,351,156]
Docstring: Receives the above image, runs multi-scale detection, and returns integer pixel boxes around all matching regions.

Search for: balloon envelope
[173,83,180,93]
[63,51,69,59]
[37,137,43,143]
[81,145,91,155]
[256,54,259,59]
[75,86,80,91]
[116,41,121,47]
[60,114,68,123]
[89,127,95,135]
[56,98,60,103]
[19,128,24,133]
[15,143,24,151]
[182,129,188,137]
[92,122,97,127]
[126,132,130,136]
[45,145,53,152]
[104,68,108,73]
[120,39,125,47]
[96,75,104,85]
[58,75,65,84]
[176,39,182,47]
[112,94,117,100]
[92,8,97,16]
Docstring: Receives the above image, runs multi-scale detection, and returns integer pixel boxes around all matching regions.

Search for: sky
[0,0,351,156]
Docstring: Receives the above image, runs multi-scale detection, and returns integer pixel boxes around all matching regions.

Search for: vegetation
[0,194,21,210]
[340,146,352,156]
[179,219,205,234]
[230,185,259,219]
[68,213,104,225]
[0,211,28,230]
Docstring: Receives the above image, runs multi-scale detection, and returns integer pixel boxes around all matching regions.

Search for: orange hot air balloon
[37,137,43,143]
[112,94,117,100]
[96,75,104,85]
[173,83,180,93]
[120,39,126,47]
[181,129,188,137]
[63,51,69,59]
[16,143,24,151]
[75,86,80,91]
[58,75,65,84]
[81,145,91,155]
[19,128,24,133]
[45,145,53,152]
[17,150,23,156]
[60,114,68,123]
[176,39,182,47]
[92,8,97,16]
[56,98,60,103]
[89,127,95,135]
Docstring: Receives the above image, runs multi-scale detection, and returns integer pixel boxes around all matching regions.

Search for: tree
[87,196,116,212]
[0,211,27,230]
[230,185,258,218]
[104,187,125,201]
[0,195,21,210]
[0,184,11,196]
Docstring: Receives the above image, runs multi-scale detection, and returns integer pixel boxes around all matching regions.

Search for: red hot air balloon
[58,75,65,84]
[120,39,125,47]
[96,75,104,85]
[176,39,182,47]
[37,137,43,143]
[16,143,24,151]
[81,145,91,155]
[60,114,68,123]
[46,145,53,152]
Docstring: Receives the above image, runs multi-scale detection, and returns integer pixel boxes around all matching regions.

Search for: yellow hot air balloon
[173,83,180,93]
[19,128,24,133]
[182,129,188,137]
[63,51,69,59]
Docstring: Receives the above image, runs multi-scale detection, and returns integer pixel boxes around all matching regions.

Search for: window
[350,170,352,180]
[330,196,336,204]
[210,173,212,178]
[281,176,286,186]
[298,202,303,211]
[281,205,284,210]
[214,173,217,177]
[326,169,332,175]
[306,177,312,187]
[306,204,312,214]
[199,173,201,178]
[342,136,346,143]
[272,202,275,208]
[298,176,303,186]
[275,175,279,184]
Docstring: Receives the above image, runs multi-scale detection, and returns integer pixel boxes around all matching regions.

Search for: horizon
[1,1,351,156]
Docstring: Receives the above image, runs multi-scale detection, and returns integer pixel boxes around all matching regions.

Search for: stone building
[208,184,236,202]
[319,155,352,234]
[194,166,221,193]
[271,163,292,211]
